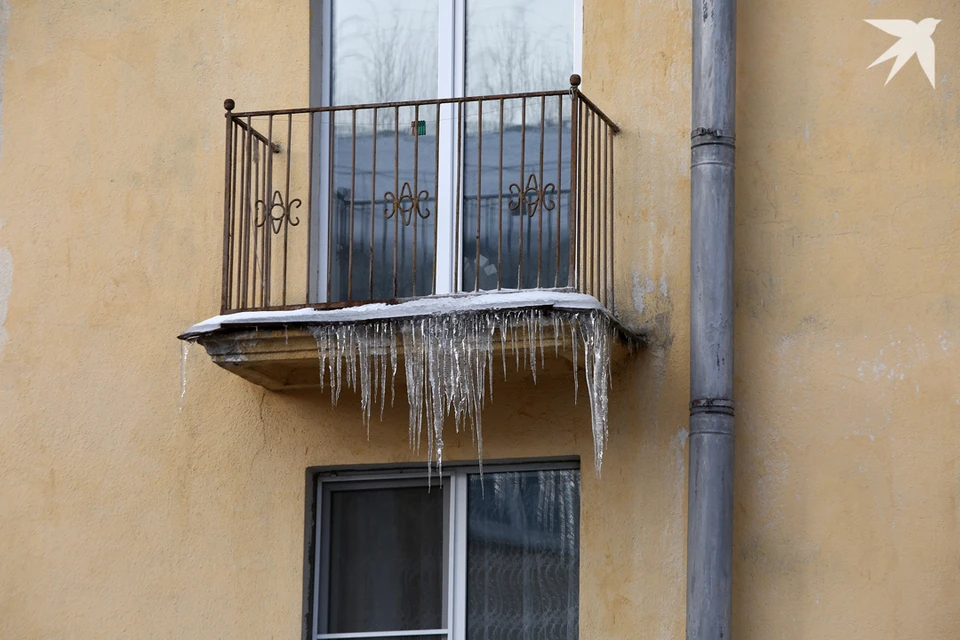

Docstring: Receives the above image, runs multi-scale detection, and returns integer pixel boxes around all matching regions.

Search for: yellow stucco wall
[0,0,957,638]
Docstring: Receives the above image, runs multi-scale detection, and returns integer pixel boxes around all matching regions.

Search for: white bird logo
[865,18,941,88]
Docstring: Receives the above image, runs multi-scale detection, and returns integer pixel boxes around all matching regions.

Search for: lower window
[309,463,580,640]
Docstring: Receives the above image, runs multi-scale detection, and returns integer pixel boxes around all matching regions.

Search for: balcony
[181,78,638,465]
[216,78,617,313]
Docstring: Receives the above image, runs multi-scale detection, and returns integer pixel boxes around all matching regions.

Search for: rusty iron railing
[220,75,618,314]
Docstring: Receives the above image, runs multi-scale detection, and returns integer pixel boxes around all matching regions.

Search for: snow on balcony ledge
[178,289,642,472]
[181,290,616,339]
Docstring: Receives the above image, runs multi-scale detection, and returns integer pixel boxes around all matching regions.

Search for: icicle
[390,328,398,407]
[527,311,537,384]
[580,311,611,474]
[312,328,328,393]
[358,325,372,436]
[571,321,579,404]
[379,324,390,420]
[513,319,521,372]
[499,314,508,381]
[304,307,613,475]
[553,313,561,358]
[402,321,422,452]
[538,311,546,369]
[179,340,192,412]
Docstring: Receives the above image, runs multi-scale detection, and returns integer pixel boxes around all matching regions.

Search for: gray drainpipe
[687,0,736,638]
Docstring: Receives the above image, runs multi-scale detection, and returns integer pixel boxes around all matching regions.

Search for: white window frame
[309,0,582,303]
[308,461,579,640]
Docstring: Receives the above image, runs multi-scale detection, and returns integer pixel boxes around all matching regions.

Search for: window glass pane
[460,98,572,292]
[330,0,439,105]
[327,0,439,302]
[465,0,575,95]
[466,470,580,639]
[462,1,574,293]
[329,106,439,302]
[326,486,445,633]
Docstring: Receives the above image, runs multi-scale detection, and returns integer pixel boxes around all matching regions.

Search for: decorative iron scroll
[256,190,302,234]
[384,182,431,226]
[508,173,556,217]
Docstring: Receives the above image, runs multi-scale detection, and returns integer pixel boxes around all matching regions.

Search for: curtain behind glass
[466,470,580,640]
[327,486,444,634]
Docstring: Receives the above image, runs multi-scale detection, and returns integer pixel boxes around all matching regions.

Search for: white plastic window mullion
[573,0,583,78]
[311,479,325,640]
[450,472,468,640]
[443,475,455,640]
[435,0,465,294]
[314,0,334,303]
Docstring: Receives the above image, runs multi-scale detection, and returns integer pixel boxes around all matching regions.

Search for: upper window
[313,0,581,303]
[325,0,579,105]
[309,464,581,639]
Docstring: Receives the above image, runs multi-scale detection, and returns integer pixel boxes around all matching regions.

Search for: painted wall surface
[0,0,957,638]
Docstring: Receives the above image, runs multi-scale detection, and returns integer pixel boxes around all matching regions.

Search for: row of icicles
[182,309,613,473]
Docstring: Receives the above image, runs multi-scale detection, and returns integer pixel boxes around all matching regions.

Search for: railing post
[568,75,580,290]
[221,98,235,313]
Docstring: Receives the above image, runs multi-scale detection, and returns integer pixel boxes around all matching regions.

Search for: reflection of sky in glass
[330,0,574,105]
[325,1,577,299]
[331,0,439,105]
[466,0,574,95]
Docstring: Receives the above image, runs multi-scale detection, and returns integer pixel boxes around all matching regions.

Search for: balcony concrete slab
[180,290,641,391]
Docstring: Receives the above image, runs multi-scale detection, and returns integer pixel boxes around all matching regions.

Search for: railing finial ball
[224,98,235,112]
[570,74,581,88]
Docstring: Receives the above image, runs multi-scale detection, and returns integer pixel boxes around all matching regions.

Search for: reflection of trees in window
[467,4,574,96]
[332,0,437,107]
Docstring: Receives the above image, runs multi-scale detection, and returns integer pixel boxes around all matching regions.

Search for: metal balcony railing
[220,75,618,314]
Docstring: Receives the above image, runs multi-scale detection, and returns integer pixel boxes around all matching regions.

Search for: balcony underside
[180,290,640,391]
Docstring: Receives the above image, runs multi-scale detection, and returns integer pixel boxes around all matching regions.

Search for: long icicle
[302,309,611,474]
